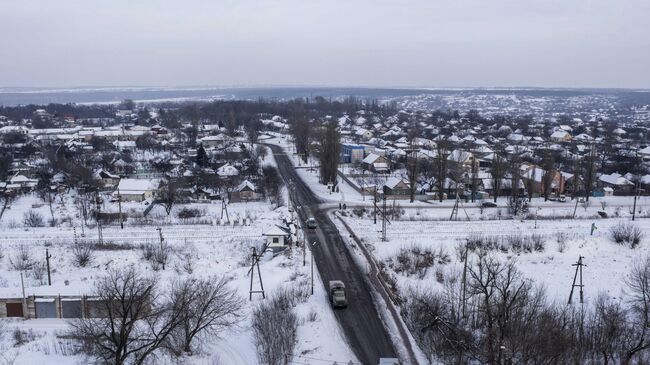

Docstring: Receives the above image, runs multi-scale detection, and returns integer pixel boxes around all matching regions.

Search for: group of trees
[70,268,242,365]
[402,254,650,365]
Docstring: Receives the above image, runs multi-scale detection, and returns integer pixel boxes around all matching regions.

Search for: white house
[263,226,291,251]
[115,179,160,202]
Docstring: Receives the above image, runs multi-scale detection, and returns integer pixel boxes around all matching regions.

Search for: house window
[273,237,279,243]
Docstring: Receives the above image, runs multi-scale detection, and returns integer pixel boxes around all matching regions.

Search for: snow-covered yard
[337,211,650,305]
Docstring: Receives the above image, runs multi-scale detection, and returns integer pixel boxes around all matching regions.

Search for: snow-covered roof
[117,178,160,194]
[599,173,633,186]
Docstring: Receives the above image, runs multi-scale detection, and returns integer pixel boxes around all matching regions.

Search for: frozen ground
[336,208,650,306]
[0,151,358,365]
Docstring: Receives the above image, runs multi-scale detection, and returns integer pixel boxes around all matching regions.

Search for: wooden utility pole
[248,247,265,300]
[632,180,640,221]
[157,227,165,270]
[117,188,124,229]
[95,193,103,246]
[21,272,27,318]
[220,198,230,223]
[310,241,317,295]
[45,249,52,286]
[568,256,586,305]
[382,195,387,242]
[373,189,378,224]
[461,242,469,319]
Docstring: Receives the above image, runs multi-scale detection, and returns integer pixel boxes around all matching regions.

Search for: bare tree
[70,268,186,365]
[433,139,450,202]
[290,114,310,163]
[580,145,598,202]
[252,294,298,365]
[318,120,341,185]
[255,144,268,162]
[490,153,506,203]
[159,180,178,216]
[167,277,243,355]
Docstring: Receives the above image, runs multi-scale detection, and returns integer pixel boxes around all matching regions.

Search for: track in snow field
[268,144,397,365]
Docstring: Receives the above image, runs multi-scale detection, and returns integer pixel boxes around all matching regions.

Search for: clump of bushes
[462,233,546,254]
[176,207,204,220]
[389,245,450,279]
[23,210,45,227]
[609,222,643,248]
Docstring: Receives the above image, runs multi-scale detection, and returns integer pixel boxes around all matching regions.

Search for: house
[598,173,634,195]
[361,153,390,173]
[95,169,120,188]
[113,140,137,152]
[447,149,477,174]
[263,226,291,252]
[6,174,39,192]
[640,146,650,161]
[115,178,160,202]
[217,163,239,177]
[519,164,565,197]
[200,133,230,148]
[354,128,373,141]
[383,178,410,196]
[550,130,572,142]
[229,180,259,202]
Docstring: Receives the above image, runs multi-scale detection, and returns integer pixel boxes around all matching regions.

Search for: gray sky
[1,0,649,88]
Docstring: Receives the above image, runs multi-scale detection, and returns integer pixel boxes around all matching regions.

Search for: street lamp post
[311,241,317,295]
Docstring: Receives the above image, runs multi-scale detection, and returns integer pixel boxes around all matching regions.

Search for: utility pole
[157,227,165,270]
[632,180,640,221]
[568,256,586,305]
[21,272,27,319]
[373,189,378,224]
[461,242,469,319]
[382,194,387,242]
[45,249,52,286]
[220,198,230,223]
[248,247,265,300]
[95,193,103,246]
[117,188,124,229]
[311,241,317,295]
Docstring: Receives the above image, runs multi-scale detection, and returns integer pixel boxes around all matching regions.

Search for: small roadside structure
[263,225,291,252]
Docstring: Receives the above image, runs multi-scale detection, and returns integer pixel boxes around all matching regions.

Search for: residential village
[0,96,649,364]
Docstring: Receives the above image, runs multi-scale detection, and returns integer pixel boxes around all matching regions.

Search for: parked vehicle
[481,201,497,208]
[328,280,347,308]
[306,217,317,229]
[558,195,567,202]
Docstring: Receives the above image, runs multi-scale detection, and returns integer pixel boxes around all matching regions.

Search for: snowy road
[270,144,399,365]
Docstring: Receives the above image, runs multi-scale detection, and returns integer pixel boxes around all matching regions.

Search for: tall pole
[45,249,52,286]
[95,193,103,245]
[310,241,317,295]
[118,188,124,229]
[157,227,165,270]
[21,272,27,318]
[632,181,639,221]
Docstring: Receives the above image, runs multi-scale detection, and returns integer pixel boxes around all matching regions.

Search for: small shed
[263,226,291,252]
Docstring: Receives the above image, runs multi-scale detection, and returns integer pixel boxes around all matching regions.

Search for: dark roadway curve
[269,144,397,365]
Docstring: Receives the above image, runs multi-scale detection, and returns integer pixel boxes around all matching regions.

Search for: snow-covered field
[336,206,650,306]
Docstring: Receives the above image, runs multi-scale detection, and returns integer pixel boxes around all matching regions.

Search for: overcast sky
[1,0,649,89]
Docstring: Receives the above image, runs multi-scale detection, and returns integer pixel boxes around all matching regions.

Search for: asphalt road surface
[270,145,397,365]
